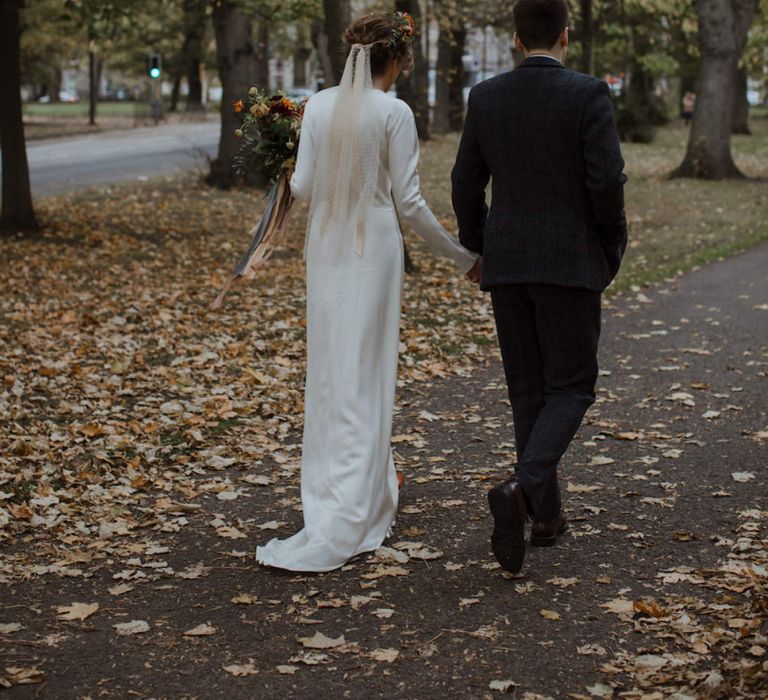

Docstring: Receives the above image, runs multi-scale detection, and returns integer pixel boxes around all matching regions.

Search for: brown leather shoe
[530,512,569,547]
[487,476,528,573]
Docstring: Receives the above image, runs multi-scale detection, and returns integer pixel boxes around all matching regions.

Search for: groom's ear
[513,32,526,54]
[559,27,569,50]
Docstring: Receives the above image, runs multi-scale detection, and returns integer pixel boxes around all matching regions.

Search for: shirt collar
[526,54,562,64]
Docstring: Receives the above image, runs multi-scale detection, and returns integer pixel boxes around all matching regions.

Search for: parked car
[38,92,79,104]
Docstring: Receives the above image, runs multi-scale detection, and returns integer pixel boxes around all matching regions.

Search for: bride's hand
[465,257,482,284]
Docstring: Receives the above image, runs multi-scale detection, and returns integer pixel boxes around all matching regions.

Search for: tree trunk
[187,61,204,110]
[433,11,466,134]
[183,0,207,112]
[395,0,430,139]
[170,73,182,112]
[88,47,97,125]
[672,0,758,179]
[447,23,466,131]
[322,0,350,85]
[311,18,334,88]
[0,0,38,234]
[208,1,258,188]
[579,0,594,75]
[293,46,311,87]
[293,21,311,87]
[731,65,750,135]
[96,56,103,101]
[628,62,653,108]
[53,66,62,102]
[254,20,269,89]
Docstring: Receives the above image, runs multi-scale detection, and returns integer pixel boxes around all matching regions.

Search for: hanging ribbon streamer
[211,171,294,310]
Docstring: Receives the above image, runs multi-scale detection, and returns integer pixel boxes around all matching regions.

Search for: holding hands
[465,257,483,284]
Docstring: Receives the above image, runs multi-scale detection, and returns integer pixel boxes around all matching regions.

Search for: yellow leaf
[230,594,257,605]
[361,565,409,580]
[57,602,99,621]
[222,662,258,676]
[366,648,399,663]
[297,632,346,649]
[80,423,104,438]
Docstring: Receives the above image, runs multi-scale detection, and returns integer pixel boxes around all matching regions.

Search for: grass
[23,101,141,118]
[616,115,768,291]
[22,100,215,140]
[417,111,768,295]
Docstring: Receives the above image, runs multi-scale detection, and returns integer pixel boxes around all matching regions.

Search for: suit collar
[516,56,565,69]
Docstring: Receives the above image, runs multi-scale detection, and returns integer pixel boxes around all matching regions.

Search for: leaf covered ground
[1,121,767,697]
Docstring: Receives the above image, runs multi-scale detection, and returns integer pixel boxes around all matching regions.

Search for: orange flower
[233,99,245,113]
[270,96,301,118]
[394,11,415,39]
[403,12,415,35]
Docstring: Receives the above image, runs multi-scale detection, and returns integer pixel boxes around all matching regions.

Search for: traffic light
[148,53,161,79]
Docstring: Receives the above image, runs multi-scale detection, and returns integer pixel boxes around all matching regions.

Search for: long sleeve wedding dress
[255,76,477,572]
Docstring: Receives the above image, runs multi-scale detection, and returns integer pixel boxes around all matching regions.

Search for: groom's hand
[465,257,483,284]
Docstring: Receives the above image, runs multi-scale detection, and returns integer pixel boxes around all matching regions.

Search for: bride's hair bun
[343,13,415,77]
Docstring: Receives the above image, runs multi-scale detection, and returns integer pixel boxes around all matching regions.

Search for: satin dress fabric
[255,87,477,572]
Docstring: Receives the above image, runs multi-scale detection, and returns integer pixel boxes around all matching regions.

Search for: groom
[452,0,627,573]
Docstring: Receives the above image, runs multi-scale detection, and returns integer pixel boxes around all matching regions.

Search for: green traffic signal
[148,53,161,79]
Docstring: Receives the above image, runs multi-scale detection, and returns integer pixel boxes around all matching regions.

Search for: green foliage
[573,0,699,94]
[102,1,188,79]
[20,0,82,89]
[63,0,141,43]
[235,0,321,23]
[743,0,768,80]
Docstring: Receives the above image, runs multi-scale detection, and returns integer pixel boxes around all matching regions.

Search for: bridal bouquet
[212,89,306,309]
[233,88,305,182]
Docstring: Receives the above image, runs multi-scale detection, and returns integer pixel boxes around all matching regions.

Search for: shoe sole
[529,521,569,548]
[488,486,526,574]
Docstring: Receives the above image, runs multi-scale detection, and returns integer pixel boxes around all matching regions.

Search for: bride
[256,12,479,572]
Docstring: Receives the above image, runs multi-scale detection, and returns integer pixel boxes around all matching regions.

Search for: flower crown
[390,11,416,47]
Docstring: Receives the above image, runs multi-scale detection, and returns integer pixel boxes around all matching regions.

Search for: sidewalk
[3,244,766,698]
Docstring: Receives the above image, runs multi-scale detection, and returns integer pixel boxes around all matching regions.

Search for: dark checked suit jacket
[451,56,628,291]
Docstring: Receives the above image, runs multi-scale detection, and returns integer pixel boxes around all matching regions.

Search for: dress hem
[255,517,395,574]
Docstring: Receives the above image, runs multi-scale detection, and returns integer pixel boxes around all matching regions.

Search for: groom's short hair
[514,0,568,51]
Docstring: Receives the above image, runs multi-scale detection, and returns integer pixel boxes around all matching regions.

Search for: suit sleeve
[389,103,478,273]
[451,91,490,255]
[581,81,628,280]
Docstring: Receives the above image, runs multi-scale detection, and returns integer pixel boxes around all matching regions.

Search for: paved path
[4,244,766,698]
[24,121,220,196]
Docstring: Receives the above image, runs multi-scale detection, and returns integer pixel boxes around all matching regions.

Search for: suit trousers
[490,284,601,522]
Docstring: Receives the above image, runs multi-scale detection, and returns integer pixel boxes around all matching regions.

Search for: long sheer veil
[308,43,381,257]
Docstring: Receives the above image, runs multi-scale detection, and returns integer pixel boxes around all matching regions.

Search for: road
[25,121,220,196]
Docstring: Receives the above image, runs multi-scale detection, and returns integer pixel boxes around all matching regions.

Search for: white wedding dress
[255,53,477,572]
